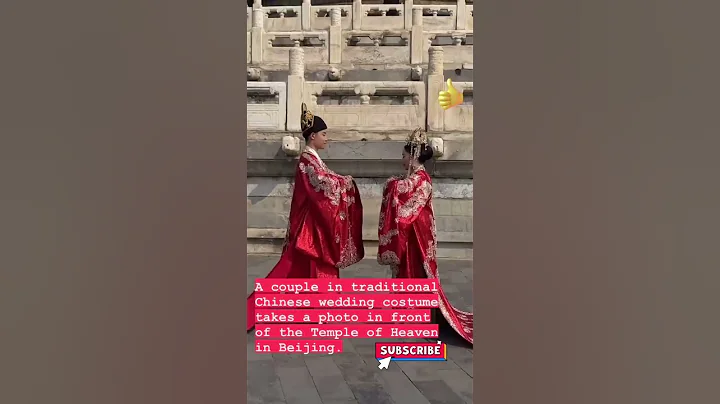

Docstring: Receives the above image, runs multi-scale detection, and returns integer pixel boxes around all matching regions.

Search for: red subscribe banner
[375,341,447,361]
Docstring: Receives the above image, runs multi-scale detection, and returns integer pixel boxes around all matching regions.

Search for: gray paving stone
[247,359,286,404]
[275,359,324,404]
[246,255,474,404]
[437,369,474,403]
[304,356,357,403]
[447,348,473,378]
[396,359,460,382]
[332,349,383,385]
[346,382,395,404]
[377,367,432,404]
[411,380,468,404]
[332,351,395,404]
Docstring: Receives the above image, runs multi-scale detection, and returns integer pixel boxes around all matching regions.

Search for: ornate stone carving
[428,47,444,75]
[412,8,423,26]
[289,47,305,76]
[328,67,342,81]
[411,66,423,81]
[252,9,264,29]
[247,67,261,81]
[354,83,377,96]
[330,8,342,26]
[429,137,444,157]
[281,136,302,156]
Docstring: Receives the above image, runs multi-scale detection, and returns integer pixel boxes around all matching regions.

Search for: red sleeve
[293,154,364,268]
[377,170,432,266]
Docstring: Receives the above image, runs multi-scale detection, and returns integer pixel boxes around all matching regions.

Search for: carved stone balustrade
[305,81,426,131]
[441,81,472,132]
[246,0,473,67]
[247,82,287,131]
[246,45,471,133]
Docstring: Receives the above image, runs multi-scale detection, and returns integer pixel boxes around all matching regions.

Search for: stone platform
[247,255,474,404]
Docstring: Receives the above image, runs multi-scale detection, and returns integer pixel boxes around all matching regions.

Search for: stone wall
[246,0,473,259]
[248,177,473,259]
[247,0,473,67]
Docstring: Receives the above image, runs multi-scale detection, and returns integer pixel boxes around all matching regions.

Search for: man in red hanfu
[377,128,474,344]
[247,104,364,331]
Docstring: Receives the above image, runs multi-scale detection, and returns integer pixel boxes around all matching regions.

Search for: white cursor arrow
[377,357,391,370]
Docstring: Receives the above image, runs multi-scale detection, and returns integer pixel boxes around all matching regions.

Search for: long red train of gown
[247,148,364,331]
[377,166,474,344]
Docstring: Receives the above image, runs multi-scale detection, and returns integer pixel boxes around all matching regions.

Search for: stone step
[247,235,473,260]
[248,177,472,213]
[247,138,473,177]
[248,189,472,225]
[247,225,472,244]
[246,131,474,142]
[248,158,472,178]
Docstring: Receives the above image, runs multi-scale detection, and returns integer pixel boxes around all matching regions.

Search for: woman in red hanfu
[377,128,474,344]
[247,104,364,331]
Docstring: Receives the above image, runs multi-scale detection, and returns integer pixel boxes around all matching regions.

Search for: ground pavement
[247,255,474,404]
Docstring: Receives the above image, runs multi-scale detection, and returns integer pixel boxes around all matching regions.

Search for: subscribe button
[375,341,447,362]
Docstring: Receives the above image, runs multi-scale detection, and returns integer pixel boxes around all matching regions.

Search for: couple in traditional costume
[247,104,474,345]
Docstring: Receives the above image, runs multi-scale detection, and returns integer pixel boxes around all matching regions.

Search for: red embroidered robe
[377,166,474,344]
[247,148,364,331]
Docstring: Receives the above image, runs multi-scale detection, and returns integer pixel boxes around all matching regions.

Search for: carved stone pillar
[301,0,311,30]
[252,8,264,28]
[289,47,304,77]
[410,7,424,64]
[428,47,443,75]
[426,47,445,131]
[329,8,343,64]
[456,0,467,30]
[412,7,423,26]
[403,0,413,29]
[352,0,363,30]
[330,8,342,26]
[287,48,305,131]
[251,8,265,63]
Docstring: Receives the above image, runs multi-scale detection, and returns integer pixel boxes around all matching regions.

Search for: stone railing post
[456,0,467,30]
[403,0,414,29]
[426,47,444,131]
[352,0,363,30]
[410,8,424,65]
[286,48,305,131]
[251,5,265,64]
[328,8,343,64]
[301,0,312,31]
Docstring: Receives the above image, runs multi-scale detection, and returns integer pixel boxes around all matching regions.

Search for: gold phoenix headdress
[406,128,428,158]
[405,127,429,175]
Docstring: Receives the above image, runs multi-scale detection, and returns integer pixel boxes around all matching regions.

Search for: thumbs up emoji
[438,79,463,110]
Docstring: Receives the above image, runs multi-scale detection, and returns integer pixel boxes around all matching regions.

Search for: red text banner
[254,324,440,339]
[253,293,440,309]
[254,340,344,354]
[254,278,439,293]
[254,309,433,324]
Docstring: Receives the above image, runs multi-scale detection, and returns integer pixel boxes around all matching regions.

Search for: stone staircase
[247,0,473,259]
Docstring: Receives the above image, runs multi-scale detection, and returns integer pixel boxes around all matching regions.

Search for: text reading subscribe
[254,324,439,339]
